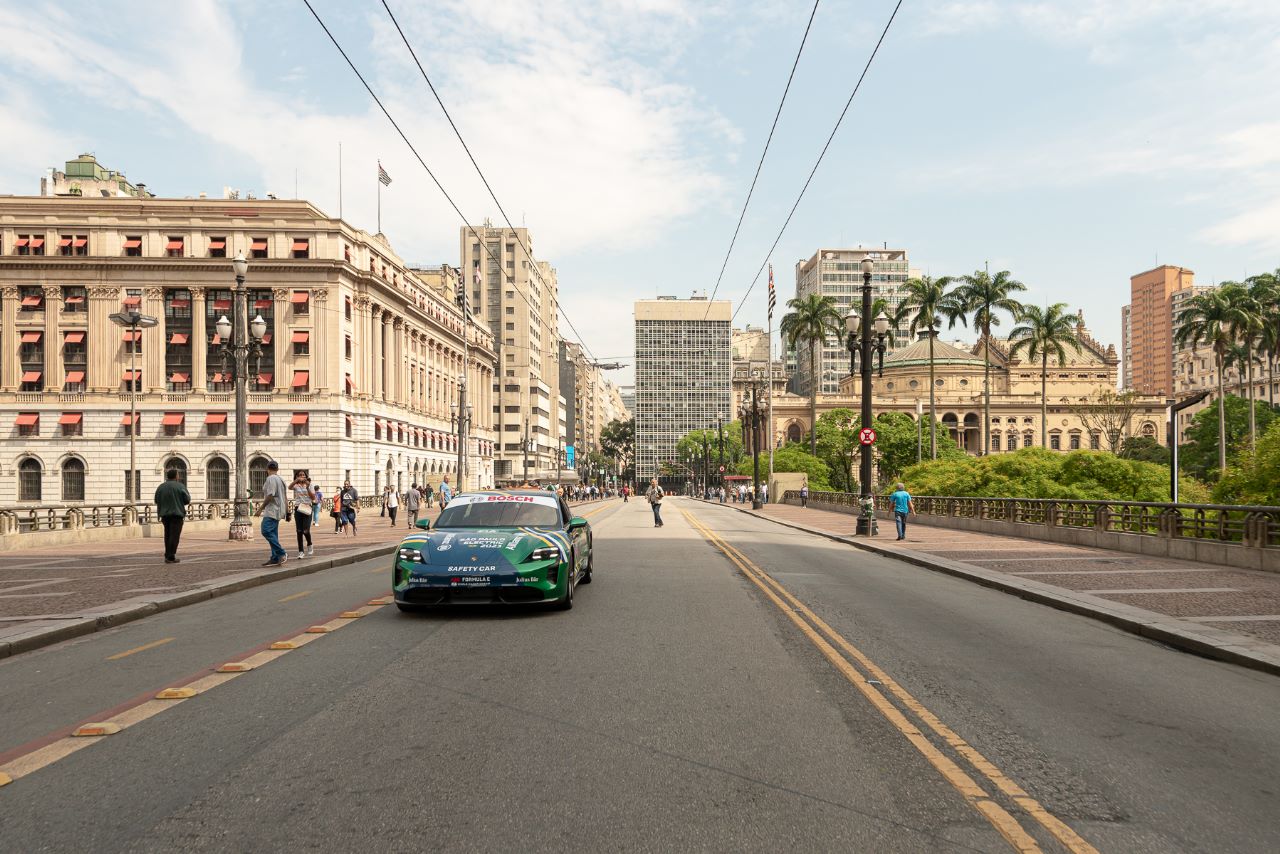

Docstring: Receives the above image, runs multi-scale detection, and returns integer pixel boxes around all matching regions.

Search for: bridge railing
[782,491,1280,551]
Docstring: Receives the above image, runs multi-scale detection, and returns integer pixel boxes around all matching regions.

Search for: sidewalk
[0,510,432,658]
[725,500,1280,675]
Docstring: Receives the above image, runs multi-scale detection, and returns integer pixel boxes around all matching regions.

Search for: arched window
[786,423,803,444]
[165,457,188,486]
[248,456,270,498]
[1141,421,1157,438]
[61,458,85,501]
[18,458,42,502]
[207,457,230,500]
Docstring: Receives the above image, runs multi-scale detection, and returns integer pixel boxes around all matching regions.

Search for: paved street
[2,498,1278,852]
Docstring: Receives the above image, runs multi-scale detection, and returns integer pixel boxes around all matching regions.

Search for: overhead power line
[731,0,904,324]
[703,0,822,320]
[300,0,595,361]
[381,0,597,363]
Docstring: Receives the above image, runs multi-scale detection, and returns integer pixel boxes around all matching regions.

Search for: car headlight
[398,546,424,562]
[525,546,560,562]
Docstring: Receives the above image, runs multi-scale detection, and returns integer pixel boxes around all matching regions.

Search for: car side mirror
[568,517,588,530]
[414,518,431,530]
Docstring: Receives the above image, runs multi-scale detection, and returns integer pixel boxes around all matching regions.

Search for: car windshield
[434,499,561,529]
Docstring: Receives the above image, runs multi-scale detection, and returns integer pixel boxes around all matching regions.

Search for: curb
[0,496,616,661]
[694,499,1280,678]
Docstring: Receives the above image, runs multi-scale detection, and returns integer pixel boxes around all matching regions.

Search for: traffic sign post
[718,465,725,473]
[859,427,877,446]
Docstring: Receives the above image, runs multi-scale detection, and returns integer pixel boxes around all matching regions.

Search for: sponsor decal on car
[447,565,497,572]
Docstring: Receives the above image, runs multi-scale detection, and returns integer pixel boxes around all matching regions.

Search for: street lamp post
[522,417,530,483]
[845,257,890,535]
[716,414,725,490]
[108,309,159,510]
[450,373,471,494]
[215,253,266,540]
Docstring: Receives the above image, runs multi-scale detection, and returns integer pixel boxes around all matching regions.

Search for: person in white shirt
[258,460,289,566]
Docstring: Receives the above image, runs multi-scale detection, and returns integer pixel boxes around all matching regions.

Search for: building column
[42,286,62,391]
[312,288,329,393]
[273,288,290,393]
[352,297,371,397]
[393,318,406,405]
[0,287,17,390]
[143,287,165,393]
[87,287,118,392]
[190,287,207,393]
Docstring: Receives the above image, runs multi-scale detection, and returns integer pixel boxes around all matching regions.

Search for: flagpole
[377,166,381,234]
[338,141,343,219]
[767,264,775,486]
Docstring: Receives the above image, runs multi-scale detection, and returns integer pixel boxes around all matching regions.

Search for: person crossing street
[646,478,665,528]
[153,468,190,564]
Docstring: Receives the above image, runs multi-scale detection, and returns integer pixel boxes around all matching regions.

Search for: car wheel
[580,545,593,584]
[555,556,575,610]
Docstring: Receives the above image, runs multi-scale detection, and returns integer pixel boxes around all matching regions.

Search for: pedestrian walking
[800,482,809,508]
[312,484,323,526]
[331,485,345,534]
[890,482,914,541]
[291,470,315,559]
[438,475,453,508]
[405,483,422,528]
[153,467,190,564]
[340,480,360,536]
[423,482,433,510]
[646,478,665,528]
[258,460,289,566]
[385,485,399,526]
[380,485,388,518]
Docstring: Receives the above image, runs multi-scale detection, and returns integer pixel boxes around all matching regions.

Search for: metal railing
[782,491,1280,550]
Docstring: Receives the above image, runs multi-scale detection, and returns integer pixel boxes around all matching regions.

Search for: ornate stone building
[768,315,1168,454]
[0,196,497,505]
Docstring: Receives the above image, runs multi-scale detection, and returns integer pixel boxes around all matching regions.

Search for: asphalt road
[1,497,1277,853]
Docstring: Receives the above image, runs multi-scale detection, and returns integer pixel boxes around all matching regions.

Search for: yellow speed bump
[270,640,300,650]
[0,772,12,787]
[367,598,391,606]
[155,687,197,700]
[215,661,255,673]
[72,723,121,737]
[338,610,364,619]
[305,625,332,633]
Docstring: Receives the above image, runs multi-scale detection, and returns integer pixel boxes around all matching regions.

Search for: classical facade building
[0,196,497,506]
[766,315,1168,454]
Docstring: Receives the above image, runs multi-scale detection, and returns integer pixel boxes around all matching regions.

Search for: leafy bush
[1213,420,1280,505]
[737,444,832,490]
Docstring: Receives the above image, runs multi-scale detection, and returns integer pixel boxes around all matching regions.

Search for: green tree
[811,408,963,492]
[873,411,964,484]
[1008,303,1082,448]
[1180,394,1277,482]
[599,417,635,481]
[1176,287,1252,471]
[948,268,1027,454]
[813,408,859,492]
[780,293,844,455]
[900,274,959,459]
[737,443,831,490]
[1223,281,1266,451]
[1246,271,1280,409]
[1214,419,1280,504]
[1119,436,1171,466]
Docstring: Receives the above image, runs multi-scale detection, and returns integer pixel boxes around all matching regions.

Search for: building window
[163,413,186,436]
[16,413,39,437]
[124,235,142,256]
[1069,434,1081,450]
[291,413,310,436]
[1049,433,1061,450]
[291,291,309,315]
[59,235,74,256]
[166,236,185,257]
[291,238,309,259]
[991,434,1001,451]
[18,458,42,502]
[14,234,32,255]
[374,421,382,440]
[206,413,228,436]
[61,458,85,501]
[207,457,230,500]
[250,237,268,258]
[1090,432,1101,450]
[60,412,83,436]
[344,335,353,359]
[123,469,141,502]
[248,457,270,497]
[19,285,44,312]
[345,296,352,321]
[345,416,353,438]
[209,236,227,258]
[62,285,87,313]
[293,332,310,356]
[248,413,269,437]
[164,457,188,486]
[1008,434,1017,450]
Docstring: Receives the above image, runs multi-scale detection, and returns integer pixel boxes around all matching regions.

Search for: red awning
[122,330,141,342]
[30,237,44,248]
[123,238,141,249]
[64,331,85,343]
[251,239,267,250]
[253,299,272,309]
[247,412,269,425]
[260,333,272,345]
[122,369,141,381]
[20,296,42,307]
[161,413,185,426]
[211,372,226,383]
[205,412,227,424]
[256,373,272,386]
[290,291,309,303]
[291,370,309,387]
[14,237,28,247]
[21,371,41,383]
[73,237,86,248]
[290,331,309,343]
[208,239,226,250]
[166,239,183,250]
[122,296,141,307]
[58,238,72,247]
[59,413,82,425]
[120,413,138,426]
[291,413,309,425]
[213,299,231,311]
[64,295,85,304]
[15,413,39,426]
[345,375,355,391]
[65,371,85,383]
[170,372,189,383]
[20,331,42,343]
[291,241,308,252]
[169,333,189,345]
[169,299,191,308]
[211,333,222,345]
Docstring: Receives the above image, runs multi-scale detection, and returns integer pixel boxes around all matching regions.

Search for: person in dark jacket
[154,469,191,563]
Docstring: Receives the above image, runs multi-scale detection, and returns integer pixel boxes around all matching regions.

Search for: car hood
[400,527,570,565]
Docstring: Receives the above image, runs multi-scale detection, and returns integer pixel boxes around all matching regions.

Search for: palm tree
[901,274,956,458]
[780,293,844,455]
[869,296,913,349]
[1009,304,1081,448]
[1176,289,1247,473]
[949,268,1027,454]
[1245,272,1280,411]
[1220,282,1265,451]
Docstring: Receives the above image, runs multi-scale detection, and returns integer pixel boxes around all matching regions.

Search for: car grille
[403,586,546,605]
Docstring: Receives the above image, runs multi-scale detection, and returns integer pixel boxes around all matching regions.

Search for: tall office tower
[460,223,561,482]
[634,296,732,486]
[1128,265,1195,396]
[793,247,910,395]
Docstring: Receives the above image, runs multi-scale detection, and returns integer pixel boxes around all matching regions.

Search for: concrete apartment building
[793,247,910,396]
[459,223,561,482]
[558,340,599,471]
[0,190,497,506]
[634,297,731,486]
[1123,264,1195,396]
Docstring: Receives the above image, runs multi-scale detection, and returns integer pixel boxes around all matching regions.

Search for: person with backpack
[645,478,665,528]
[340,480,360,536]
[405,483,422,528]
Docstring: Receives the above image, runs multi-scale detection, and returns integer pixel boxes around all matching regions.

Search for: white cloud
[1200,198,1280,251]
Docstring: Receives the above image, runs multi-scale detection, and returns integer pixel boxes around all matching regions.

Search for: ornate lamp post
[716,414,725,490]
[108,308,159,509]
[215,252,266,540]
[450,373,471,493]
[845,257,890,535]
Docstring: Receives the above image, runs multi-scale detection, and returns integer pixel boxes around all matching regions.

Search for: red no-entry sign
[859,427,877,445]
[718,465,726,473]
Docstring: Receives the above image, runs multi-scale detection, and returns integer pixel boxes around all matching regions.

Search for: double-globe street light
[450,373,472,493]
[108,308,159,510]
[215,253,267,540]
[844,257,890,536]
[739,368,765,510]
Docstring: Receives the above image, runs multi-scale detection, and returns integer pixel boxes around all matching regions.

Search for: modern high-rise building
[1125,264,1195,396]
[793,247,910,395]
[459,223,561,482]
[634,297,731,486]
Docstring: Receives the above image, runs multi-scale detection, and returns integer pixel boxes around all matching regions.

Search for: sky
[2,0,1279,388]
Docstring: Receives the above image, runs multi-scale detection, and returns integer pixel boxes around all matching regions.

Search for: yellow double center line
[681,508,1097,854]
